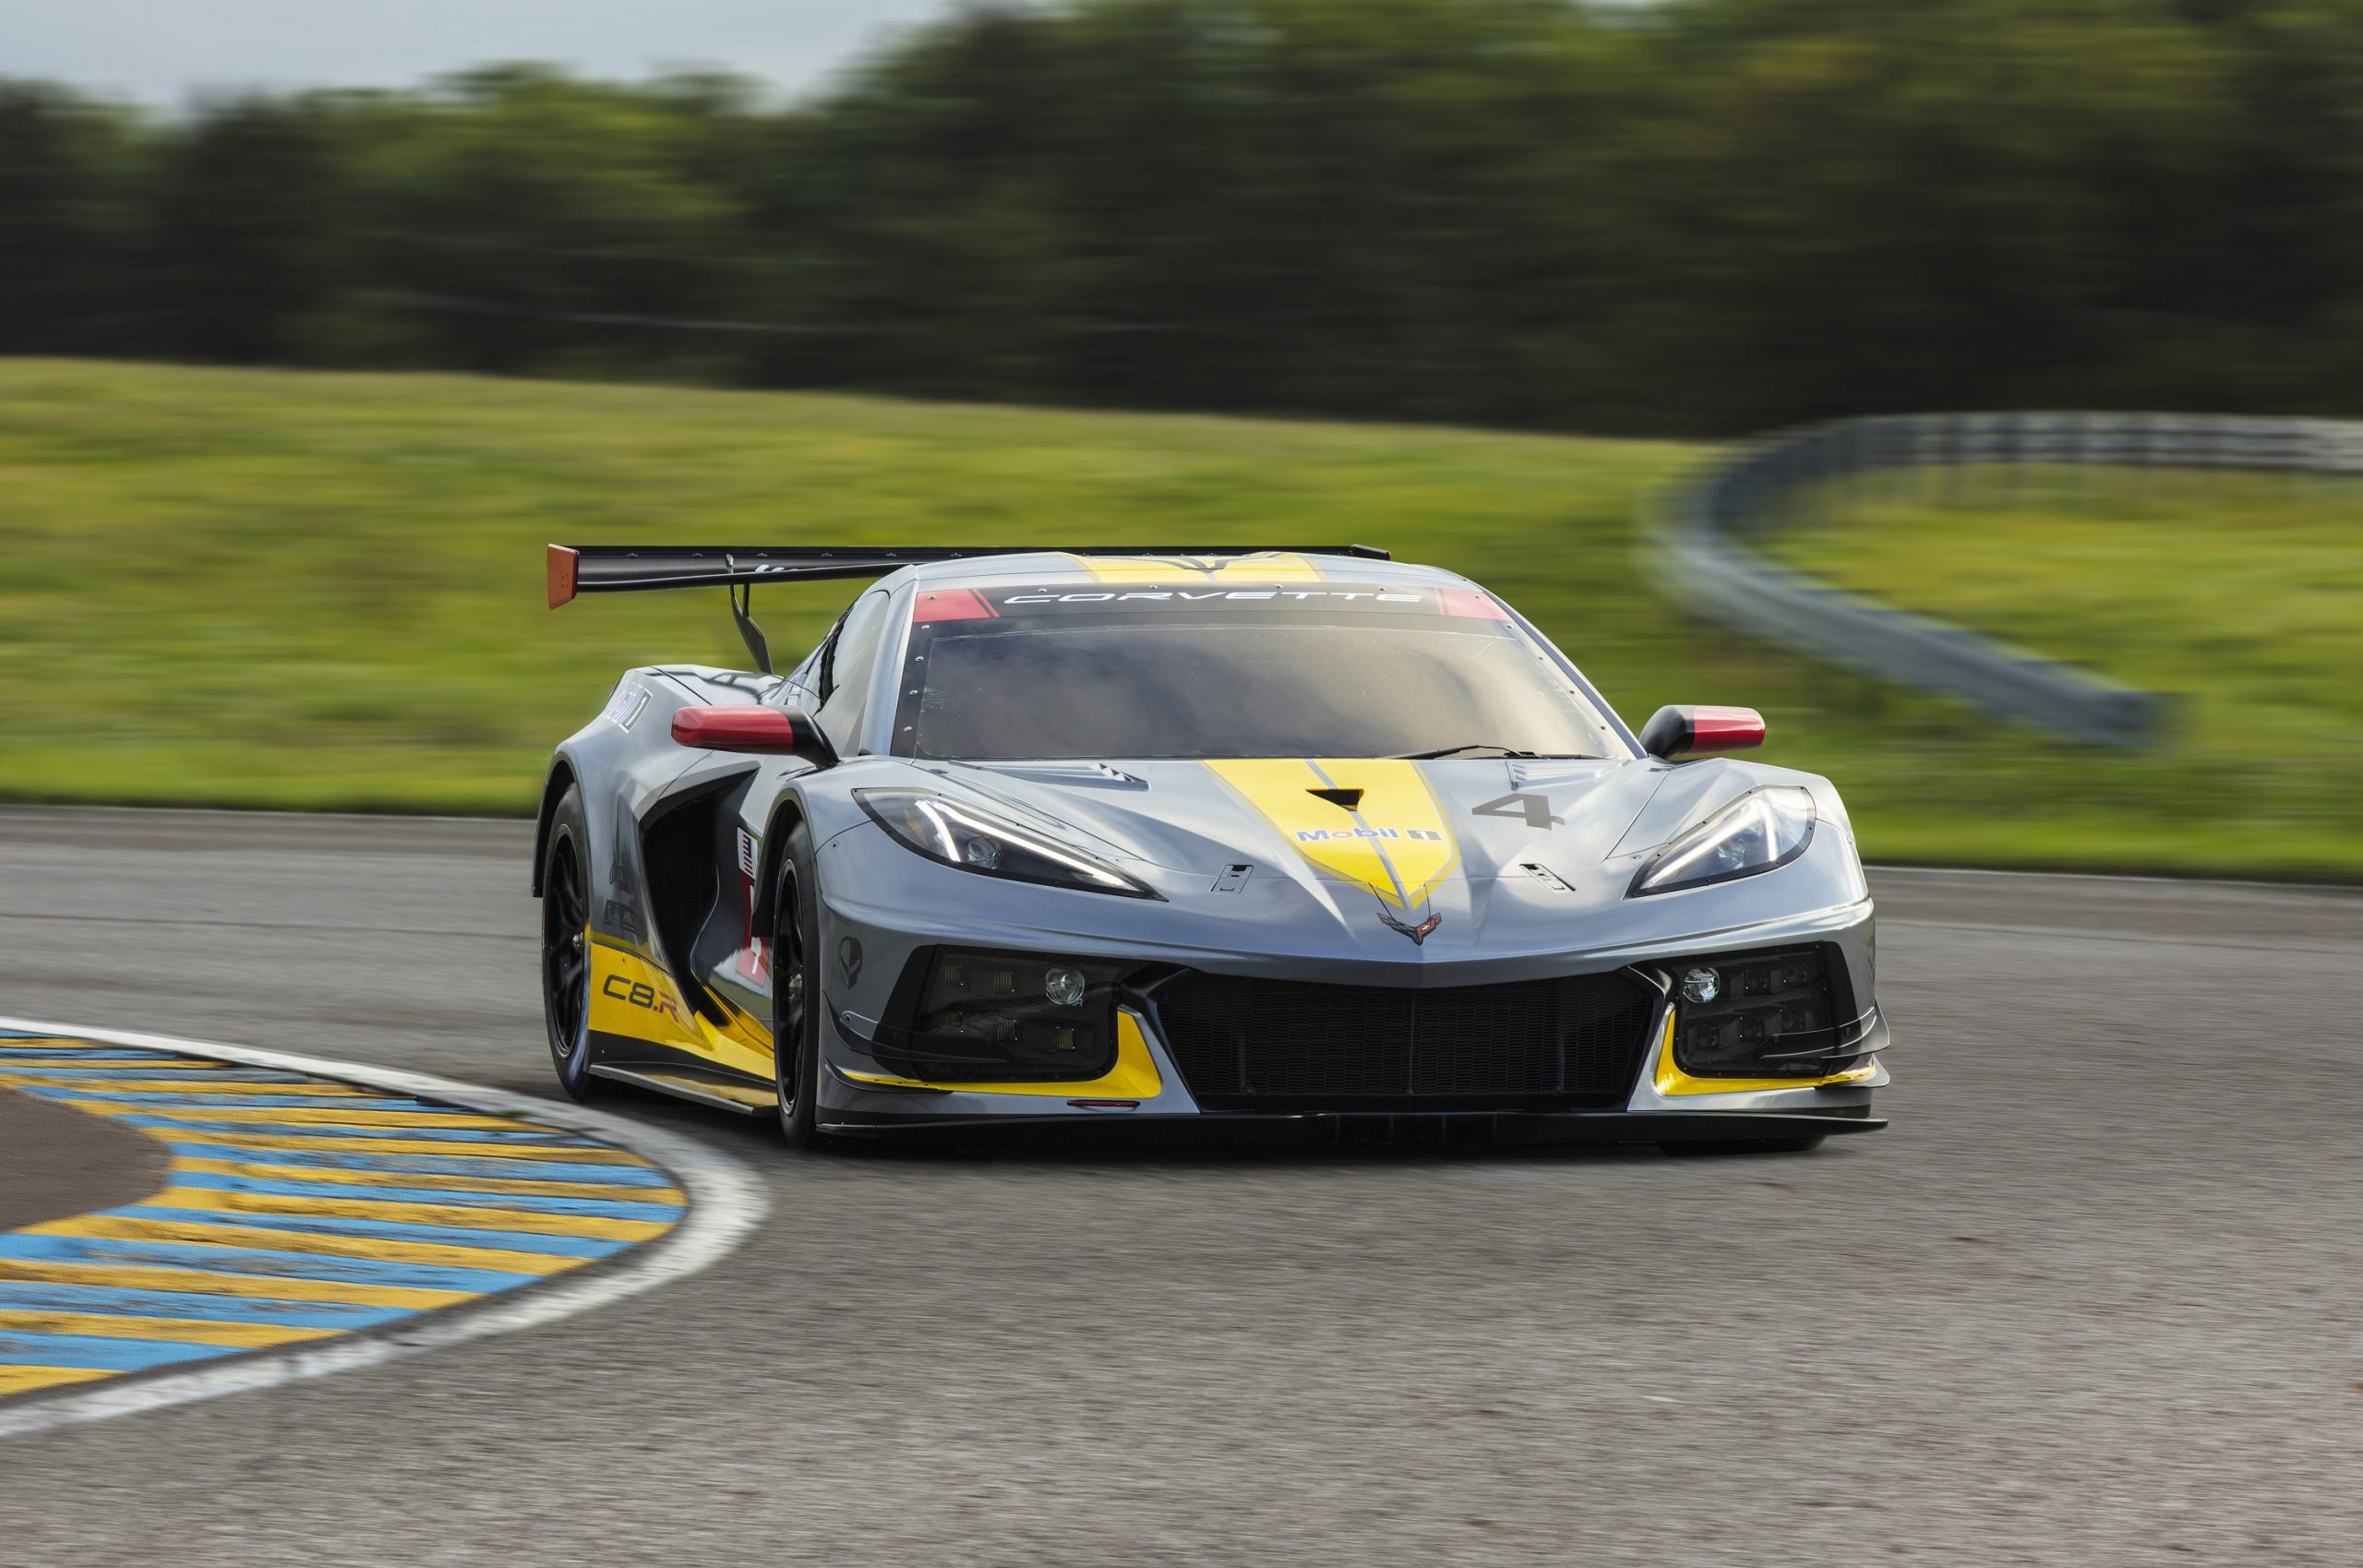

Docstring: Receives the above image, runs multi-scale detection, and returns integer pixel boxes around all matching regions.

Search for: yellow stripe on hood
[1205,759,1458,909]
[1070,552,1325,583]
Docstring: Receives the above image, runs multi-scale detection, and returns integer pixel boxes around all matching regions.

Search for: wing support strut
[726,557,772,674]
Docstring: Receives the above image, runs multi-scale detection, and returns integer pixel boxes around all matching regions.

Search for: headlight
[856,788,1160,899]
[1629,786,1815,897]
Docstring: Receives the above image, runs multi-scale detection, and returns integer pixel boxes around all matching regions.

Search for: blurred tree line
[6,0,2363,436]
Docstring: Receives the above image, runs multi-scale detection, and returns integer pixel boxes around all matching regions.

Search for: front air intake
[1669,943,1863,1077]
[1152,971,1658,1110]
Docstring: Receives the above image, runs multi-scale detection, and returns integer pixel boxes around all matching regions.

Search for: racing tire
[539,783,605,1103]
[1658,1135,1825,1157]
[771,822,830,1148]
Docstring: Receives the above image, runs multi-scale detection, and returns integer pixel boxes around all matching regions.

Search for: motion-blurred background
[3,0,2357,876]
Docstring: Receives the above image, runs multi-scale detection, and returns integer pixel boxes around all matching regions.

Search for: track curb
[0,1015,769,1439]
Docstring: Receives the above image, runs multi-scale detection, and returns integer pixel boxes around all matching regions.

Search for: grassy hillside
[2,360,2356,878]
[1769,469,2363,876]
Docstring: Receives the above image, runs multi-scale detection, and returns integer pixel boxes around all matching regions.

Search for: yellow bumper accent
[1650,1009,1878,1097]
[837,1011,1164,1099]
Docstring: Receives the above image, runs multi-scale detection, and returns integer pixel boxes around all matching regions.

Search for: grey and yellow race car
[534,544,1887,1151]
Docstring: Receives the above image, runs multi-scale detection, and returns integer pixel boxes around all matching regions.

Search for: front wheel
[772,823,829,1148]
[540,784,604,1103]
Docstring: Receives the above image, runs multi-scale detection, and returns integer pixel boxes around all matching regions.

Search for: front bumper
[806,873,1888,1139]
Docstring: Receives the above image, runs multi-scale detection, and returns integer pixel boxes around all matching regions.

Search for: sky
[0,0,963,106]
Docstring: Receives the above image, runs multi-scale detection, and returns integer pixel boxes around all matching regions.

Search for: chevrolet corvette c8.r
[534,544,1888,1152]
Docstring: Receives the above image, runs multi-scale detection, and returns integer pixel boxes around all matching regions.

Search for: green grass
[1769,467,2363,878]
[2,360,2357,878]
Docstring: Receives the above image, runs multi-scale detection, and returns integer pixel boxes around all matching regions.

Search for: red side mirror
[1639,704,1766,760]
[671,705,838,768]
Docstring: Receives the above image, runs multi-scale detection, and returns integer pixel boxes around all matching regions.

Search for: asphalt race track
[0,806,2357,1566]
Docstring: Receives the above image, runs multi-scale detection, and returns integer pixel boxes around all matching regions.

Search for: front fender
[531,755,579,897]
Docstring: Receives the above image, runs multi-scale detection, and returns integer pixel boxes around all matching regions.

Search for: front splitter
[822,1107,1883,1145]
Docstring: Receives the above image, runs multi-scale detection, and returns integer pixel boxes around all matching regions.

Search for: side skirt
[586,1032,777,1117]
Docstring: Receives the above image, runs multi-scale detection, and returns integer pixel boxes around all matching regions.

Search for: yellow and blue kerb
[0,1030,687,1402]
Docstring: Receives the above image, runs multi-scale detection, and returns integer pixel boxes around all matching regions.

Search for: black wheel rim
[774,861,808,1115]
[543,835,590,1072]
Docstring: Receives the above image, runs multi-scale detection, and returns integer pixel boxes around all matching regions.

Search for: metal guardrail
[1647,412,2363,747]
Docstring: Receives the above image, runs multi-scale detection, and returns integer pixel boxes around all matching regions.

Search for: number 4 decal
[1473,792,1564,830]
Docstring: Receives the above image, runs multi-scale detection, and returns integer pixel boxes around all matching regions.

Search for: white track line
[0,1014,769,1440]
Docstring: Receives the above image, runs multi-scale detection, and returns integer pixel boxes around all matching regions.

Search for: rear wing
[546,542,1393,674]
[546,543,1390,607]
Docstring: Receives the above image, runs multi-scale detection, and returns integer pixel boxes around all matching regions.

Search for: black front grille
[1153,971,1658,1110]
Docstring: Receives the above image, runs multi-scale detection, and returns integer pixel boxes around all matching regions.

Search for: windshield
[892,582,1618,760]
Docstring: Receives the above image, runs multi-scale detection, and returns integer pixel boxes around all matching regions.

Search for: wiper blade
[1392,743,1543,760]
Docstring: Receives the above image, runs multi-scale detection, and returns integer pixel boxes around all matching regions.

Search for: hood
[851,752,1821,966]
